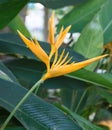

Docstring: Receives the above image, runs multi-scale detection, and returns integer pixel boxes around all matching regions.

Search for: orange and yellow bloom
[18,12,107,81]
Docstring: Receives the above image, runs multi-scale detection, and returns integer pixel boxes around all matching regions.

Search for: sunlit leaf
[8,15,31,37]
[99,0,112,43]
[57,0,106,32]
[74,15,103,70]
[67,69,112,89]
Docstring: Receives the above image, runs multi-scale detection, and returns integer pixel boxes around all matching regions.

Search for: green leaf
[0,0,28,29]
[0,67,11,82]
[55,105,103,130]
[74,15,103,58]
[67,69,112,89]
[57,0,112,44]
[57,0,106,32]
[71,113,103,130]
[0,78,82,130]
[4,59,45,88]
[0,62,17,83]
[97,83,112,104]
[99,0,112,44]
[8,15,31,37]
[4,58,86,90]
[101,73,112,85]
[74,15,103,70]
[73,114,103,130]
[30,0,86,9]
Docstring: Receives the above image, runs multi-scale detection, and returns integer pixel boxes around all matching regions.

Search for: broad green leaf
[0,0,28,29]
[4,58,86,89]
[8,15,31,37]
[99,0,112,44]
[72,113,103,130]
[0,62,17,83]
[0,68,11,82]
[55,105,103,130]
[67,69,112,89]
[30,0,86,9]
[57,0,106,32]
[4,59,45,88]
[101,73,112,85]
[97,83,112,104]
[0,78,82,130]
[71,113,103,130]
[74,15,103,70]
[58,0,112,44]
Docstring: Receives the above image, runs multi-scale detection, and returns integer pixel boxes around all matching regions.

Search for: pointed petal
[55,26,64,43]
[55,25,71,49]
[18,31,49,66]
[45,54,108,79]
[49,27,64,59]
[51,50,58,68]
[48,11,55,44]
[49,44,56,60]
[55,49,65,65]
[58,52,69,66]
[62,57,72,66]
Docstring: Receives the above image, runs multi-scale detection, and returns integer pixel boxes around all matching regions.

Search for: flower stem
[0,78,44,130]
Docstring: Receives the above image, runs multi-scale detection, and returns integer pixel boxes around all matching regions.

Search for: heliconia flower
[18,12,108,82]
[41,50,107,81]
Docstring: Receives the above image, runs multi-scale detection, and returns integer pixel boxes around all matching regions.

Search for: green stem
[0,78,44,130]
[70,91,77,111]
[75,89,87,113]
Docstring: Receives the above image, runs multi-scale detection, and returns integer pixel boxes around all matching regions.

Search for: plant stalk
[0,78,44,130]
[75,89,87,113]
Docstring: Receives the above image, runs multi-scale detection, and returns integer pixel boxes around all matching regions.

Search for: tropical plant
[0,0,112,130]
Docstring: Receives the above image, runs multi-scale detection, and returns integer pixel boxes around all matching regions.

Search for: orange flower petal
[49,26,71,59]
[48,11,55,44]
[55,25,71,49]
[42,54,108,80]
[18,31,49,67]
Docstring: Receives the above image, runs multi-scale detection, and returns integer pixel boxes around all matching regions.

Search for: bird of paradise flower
[1,11,108,130]
[18,12,107,81]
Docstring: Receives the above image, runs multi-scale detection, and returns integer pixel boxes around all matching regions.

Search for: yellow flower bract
[18,12,108,81]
